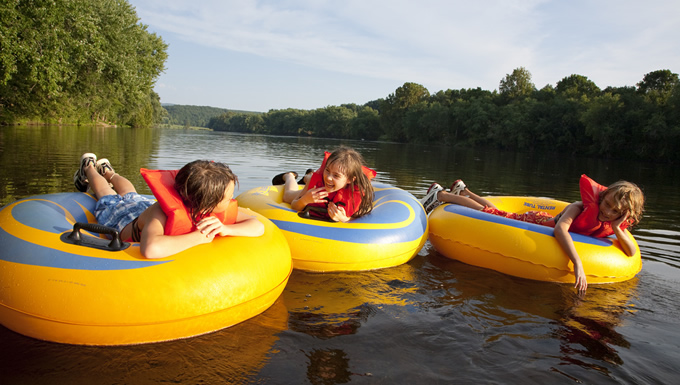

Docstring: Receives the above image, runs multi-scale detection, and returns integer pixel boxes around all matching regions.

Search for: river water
[1,126,678,384]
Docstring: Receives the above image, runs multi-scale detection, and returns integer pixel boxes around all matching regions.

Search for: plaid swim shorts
[94,192,155,232]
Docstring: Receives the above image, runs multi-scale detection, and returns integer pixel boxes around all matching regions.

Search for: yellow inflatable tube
[0,192,292,345]
[429,196,641,284]
[236,183,428,272]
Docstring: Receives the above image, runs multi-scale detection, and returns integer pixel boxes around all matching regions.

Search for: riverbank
[2,119,117,128]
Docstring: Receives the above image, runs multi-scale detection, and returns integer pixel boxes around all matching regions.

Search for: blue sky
[130,0,680,112]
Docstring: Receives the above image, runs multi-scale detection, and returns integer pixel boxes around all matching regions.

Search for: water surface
[1,126,678,384]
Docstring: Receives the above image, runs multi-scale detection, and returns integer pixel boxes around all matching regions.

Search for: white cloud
[130,0,679,109]
[132,1,553,89]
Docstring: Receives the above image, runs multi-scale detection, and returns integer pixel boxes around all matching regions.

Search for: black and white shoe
[420,182,443,213]
[449,179,466,195]
[96,158,115,177]
[73,153,96,192]
[96,158,116,186]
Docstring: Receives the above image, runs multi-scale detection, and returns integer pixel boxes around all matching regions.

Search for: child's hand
[612,210,629,228]
[328,202,350,222]
[305,186,329,204]
[574,264,588,294]
[195,216,225,240]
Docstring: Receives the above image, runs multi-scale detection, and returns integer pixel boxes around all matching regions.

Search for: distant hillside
[162,104,260,127]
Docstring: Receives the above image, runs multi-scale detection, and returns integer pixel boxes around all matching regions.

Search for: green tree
[401,100,430,142]
[207,111,235,131]
[499,67,535,101]
[637,69,679,105]
[350,106,380,140]
[380,82,430,141]
[168,105,236,127]
[0,0,167,126]
[417,101,451,143]
[311,105,356,138]
[634,70,680,160]
[364,99,383,113]
[452,88,497,146]
[264,109,310,136]
[556,74,601,101]
[582,92,625,156]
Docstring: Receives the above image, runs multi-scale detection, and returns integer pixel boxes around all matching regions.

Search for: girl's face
[323,162,354,193]
[598,192,625,222]
[213,181,235,213]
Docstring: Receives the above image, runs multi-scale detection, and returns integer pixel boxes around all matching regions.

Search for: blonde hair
[601,180,644,227]
[326,147,374,218]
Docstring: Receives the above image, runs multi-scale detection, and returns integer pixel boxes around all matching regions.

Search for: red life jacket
[140,168,238,235]
[569,174,628,237]
[305,152,376,219]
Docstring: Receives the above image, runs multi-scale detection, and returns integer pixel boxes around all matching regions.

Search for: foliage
[379,82,431,141]
[0,0,167,127]
[556,74,601,100]
[636,69,679,106]
[206,68,680,163]
[161,105,256,128]
[3,5,676,164]
[499,67,535,102]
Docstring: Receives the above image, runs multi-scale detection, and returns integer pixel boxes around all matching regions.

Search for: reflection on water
[1,126,680,384]
[555,279,638,372]
[0,125,160,204]
[284,266,417,340]
[305,349,353,385]
[0,297,289,384]
[417,247,640,382]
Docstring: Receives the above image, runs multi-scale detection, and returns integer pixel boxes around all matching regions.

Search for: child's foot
[450,179,466,195]
[298,168,314,185]
[73,153,96,192]
[420,182,444,214]
[96,158,116,182]
[272,171,298,185]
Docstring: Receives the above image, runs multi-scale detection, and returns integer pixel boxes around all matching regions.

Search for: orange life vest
[305,151,376,219]
[569,174,629,237]
[140,168,238,236]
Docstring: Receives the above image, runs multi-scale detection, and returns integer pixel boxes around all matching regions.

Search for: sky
[129,0,680,112]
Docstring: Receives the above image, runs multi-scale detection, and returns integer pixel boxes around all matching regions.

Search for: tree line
[208,68,680,162]
[2,1,677,162]
[0,0,167,127]
[162,105,258,128]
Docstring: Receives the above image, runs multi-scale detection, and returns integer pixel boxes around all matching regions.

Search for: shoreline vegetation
[1,0,167,129]
[2,2,678,162]
[203,69,680,163]
[8,119,118,128]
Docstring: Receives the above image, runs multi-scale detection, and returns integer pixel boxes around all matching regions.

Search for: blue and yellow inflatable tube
[0,192,292,345]
[429,196,641,284]
[236,183,428,272]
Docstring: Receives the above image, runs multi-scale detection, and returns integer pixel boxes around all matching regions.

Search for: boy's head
[601,180,644,226]
[175,160,238,222]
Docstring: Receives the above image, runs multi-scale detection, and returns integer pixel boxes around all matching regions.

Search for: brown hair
[174,160,238,223]
[326,147,374,218]
[600,180,645,227]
